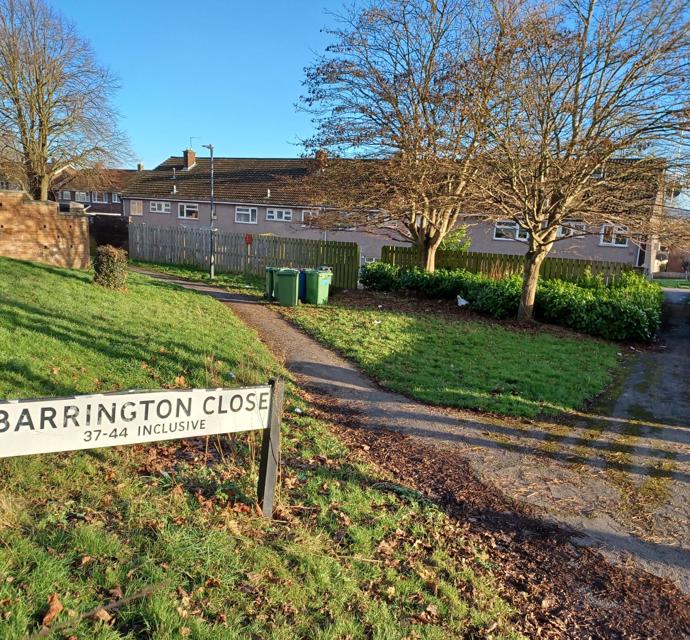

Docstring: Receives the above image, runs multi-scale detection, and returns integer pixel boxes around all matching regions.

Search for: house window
[600,224,628,247]
[150,201,171,214]
[235,206,257,224]
[111,193,120,203]
[75,191,89,203]
[61,191,71,201]
[178,203,199,219]
[266,208,292,222]
[92,192,108,203]
[493,220,528,241]
[557,221,586,238]
[301,209,318,227]
[130,200,143,216]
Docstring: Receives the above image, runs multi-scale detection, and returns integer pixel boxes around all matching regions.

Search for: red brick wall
[0,191,90,269]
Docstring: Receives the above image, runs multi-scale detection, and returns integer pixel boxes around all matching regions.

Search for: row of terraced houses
[49,148,686,272]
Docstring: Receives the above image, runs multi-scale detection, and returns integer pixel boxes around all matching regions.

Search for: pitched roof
[123,156,313,206]
[52,168,139,192]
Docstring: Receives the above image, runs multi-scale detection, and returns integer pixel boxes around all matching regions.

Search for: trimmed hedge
[93,244,128,290]
[360,262,663,341]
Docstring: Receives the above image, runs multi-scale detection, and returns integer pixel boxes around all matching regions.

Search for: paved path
[137,269,690,594]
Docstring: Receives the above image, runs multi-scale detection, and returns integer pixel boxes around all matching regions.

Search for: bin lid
[317,265,333,272]
[277,268,300,275]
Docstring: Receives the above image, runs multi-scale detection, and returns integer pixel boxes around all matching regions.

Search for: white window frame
[266,208,293,222]
[599,224,628,247]
[178,203,199,219]
[111,193,120,203]
[75,191,89,203]
[92,191,108,204]
[150,201,171,214]
[235,206,257,224]
[61,190,71,201]
[493,220,528,242]
[130,200,143,216]
[301,209,318,227]
[557,221,587,238]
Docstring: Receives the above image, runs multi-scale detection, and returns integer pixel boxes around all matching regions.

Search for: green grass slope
[0,258,523,639]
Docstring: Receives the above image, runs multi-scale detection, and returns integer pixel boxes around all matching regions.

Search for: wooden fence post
[257,378,284,518]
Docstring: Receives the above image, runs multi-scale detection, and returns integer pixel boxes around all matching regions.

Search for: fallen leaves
[41,593,63,626]
[92,607,112,623]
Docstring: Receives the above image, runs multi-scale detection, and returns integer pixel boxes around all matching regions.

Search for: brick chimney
[137,162,144,171]
[183,148,196,170]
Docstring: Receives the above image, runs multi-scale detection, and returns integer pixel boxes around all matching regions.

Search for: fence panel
[128,224,361,289]
[380,245,640,282]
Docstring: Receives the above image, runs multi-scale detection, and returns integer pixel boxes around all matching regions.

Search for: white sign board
[0,386,272,459]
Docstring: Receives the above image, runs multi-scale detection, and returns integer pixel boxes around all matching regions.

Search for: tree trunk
[39,175,49,201]
[25,170,50,201]
[517,247,548,321]
[421,242,438,271]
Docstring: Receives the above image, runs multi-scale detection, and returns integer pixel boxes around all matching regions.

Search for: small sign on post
[0,379,285,518]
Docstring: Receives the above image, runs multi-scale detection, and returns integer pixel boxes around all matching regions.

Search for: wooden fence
[381,245,642,281]
[129,224,361,289]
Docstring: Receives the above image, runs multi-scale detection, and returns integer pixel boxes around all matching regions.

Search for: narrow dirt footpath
[137,270,690,599]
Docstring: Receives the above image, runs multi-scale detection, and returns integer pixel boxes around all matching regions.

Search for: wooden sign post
[258,378,284,517]
[0,379,284,518]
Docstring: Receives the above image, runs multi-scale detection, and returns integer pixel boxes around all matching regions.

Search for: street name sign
[0,380,285,517]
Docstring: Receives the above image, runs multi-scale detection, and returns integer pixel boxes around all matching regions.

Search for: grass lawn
[280,303,620,418]
[131,260,264,297]
[653,277,690,289]
[0,257,523,639]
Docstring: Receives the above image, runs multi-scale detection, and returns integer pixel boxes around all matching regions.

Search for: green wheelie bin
[304,268,332,305]
[274,268,300,306]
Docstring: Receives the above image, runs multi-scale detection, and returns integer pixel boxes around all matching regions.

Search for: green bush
[470,276,522,319]
[536,276,662,341]
[93,245,128,290]
[359,262,663,341]
[439,226,471,252]
[359,261,401,291]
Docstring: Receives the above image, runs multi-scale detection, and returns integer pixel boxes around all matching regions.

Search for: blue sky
[51,0,342,168]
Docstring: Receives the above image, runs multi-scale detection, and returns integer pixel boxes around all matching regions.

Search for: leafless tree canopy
[0,0,130,200]
[304,0,690,319]
[474,0,690,317]
[301,0,503,270]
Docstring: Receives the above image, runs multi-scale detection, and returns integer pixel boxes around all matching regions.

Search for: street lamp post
[203,143,215,279]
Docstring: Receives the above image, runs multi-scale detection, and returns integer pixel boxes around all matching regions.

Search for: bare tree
[473,0,690,320]
[0,0,129,201]
[301,0,503,271]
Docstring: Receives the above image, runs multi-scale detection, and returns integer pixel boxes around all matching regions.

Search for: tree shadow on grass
[0,294,255,398]
[291,360,690,483]
[1,257,91,284]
